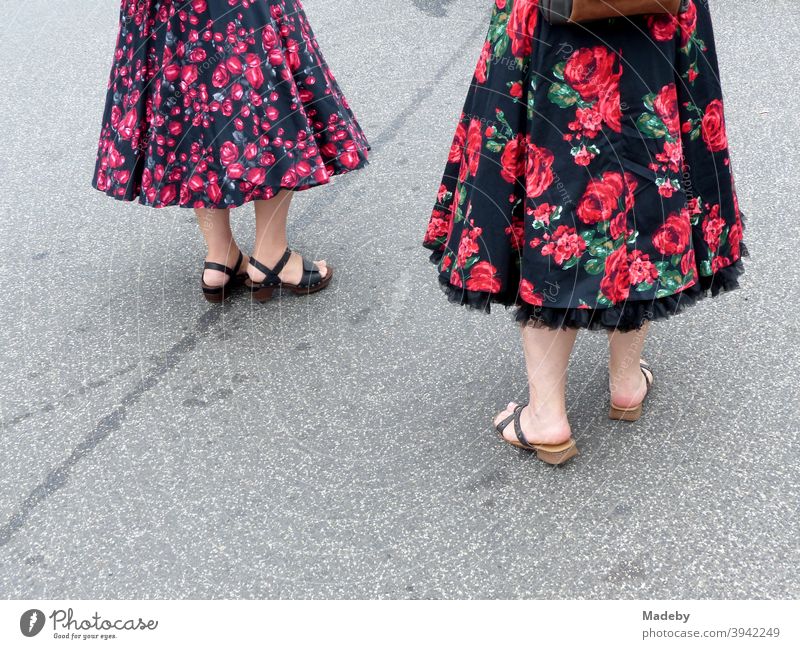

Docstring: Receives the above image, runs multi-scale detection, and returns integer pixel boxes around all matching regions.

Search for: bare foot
[248,249,328,286]
[493,401,572,446]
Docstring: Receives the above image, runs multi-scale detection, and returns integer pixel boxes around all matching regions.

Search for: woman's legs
[494,324,578,446]
[195,207,248,287]
[607,323,651,409]
[248,190,329,285]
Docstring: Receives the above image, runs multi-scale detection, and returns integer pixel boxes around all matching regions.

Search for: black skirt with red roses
[423,0,747,331]
[93,0,369,208]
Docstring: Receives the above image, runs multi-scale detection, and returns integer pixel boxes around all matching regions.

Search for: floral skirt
[92,0,370,208]
[423,0,747,331]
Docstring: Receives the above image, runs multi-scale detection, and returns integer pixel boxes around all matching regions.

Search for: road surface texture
[0,0,798,599]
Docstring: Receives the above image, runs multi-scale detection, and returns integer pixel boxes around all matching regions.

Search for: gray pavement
[0,0,798,599]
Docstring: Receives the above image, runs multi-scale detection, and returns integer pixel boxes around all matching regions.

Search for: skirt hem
[428,249,748,333]
[92,150,370,210]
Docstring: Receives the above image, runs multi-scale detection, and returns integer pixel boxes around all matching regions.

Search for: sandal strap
[513,404,536,450]
[249,248,292,287]
[495,410,517,435]
[298,256,323,288]
[203,251,243,278]
[640,361,654,388]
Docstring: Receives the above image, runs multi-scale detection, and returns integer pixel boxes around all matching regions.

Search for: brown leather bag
[540,0,683,25]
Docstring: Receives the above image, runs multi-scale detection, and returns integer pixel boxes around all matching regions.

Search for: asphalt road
[0,0,798,599]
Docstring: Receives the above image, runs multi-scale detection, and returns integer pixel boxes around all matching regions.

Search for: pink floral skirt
[93,0,370,208]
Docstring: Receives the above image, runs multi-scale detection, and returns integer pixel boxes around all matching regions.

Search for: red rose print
[212,63,230,88]
[506,0,538,58]
[450,121,467,164]
[609,210,628,241]
[466,261,502,293]
[575,106,603,137]
[457,226,482,267]
[647,14,678,42]
[600,245,630,303]
[702,204,726,252]
[701,99,728,153]
[219,141,239,166]
[207,183,223,204]
[541,225,587,266]
[500,134,526,184]
[159,184,177,205]
[262,25,278,50]
[475,42,491,84]
[117,108,138,141]
[728,220,743,259]
[181,64,198,87]
[226,57,243,75]
[628,250,659,285]
[678,1,698,47]
[576,171,635,225]
[519,279,544,306]
[465,119,483,177]
[712,256,731,272]
[525,142,555,198]
[425,209,451,244]
[564,47,618,102]
[653,212,691,255]
[680,249,696,276]
[339,140,362,169]
[245,167,266,185]
[163,63,181,82]
[653,83,680,137]
[505,218,524,249]
[597,77,622,133]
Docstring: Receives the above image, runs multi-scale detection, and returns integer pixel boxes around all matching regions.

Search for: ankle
[251,242,289,266]
[608,365,647,407]
[206,244,242,265]
[522,402,570,435]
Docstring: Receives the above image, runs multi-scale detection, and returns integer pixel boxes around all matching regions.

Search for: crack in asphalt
[0,11,483,548]
[0,309,220,547]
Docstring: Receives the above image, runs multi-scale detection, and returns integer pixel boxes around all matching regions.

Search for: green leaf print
[485,141,503,153]
[584,258,605,275]
[562,256,579,271]
[636,112,668,139]
[548,82,580,108]
[636,282,655,292]
[589,239,614,259]
[553,61,566,81]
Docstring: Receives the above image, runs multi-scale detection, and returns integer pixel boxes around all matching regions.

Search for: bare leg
[493,323,578,446]
[607,323,651,409]
[195,207,248,287]
[248,190,329,285]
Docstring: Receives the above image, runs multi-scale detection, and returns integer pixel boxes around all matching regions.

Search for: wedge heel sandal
[494,404,578,466]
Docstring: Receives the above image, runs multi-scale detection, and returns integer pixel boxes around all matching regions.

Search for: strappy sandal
[609,360,654,422]
[246,247,334,303]
[494,404,579,466]
[201,251,248,303]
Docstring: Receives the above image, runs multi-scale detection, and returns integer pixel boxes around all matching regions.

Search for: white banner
[1,600,796,648]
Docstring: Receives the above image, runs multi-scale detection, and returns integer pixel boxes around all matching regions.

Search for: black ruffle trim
[429,246,748,333]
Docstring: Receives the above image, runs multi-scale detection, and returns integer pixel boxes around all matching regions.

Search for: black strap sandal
[246,247,334,303]
[494,403,579,466]
[609,360,655,422]
[201,251,247,303]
